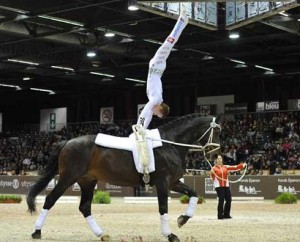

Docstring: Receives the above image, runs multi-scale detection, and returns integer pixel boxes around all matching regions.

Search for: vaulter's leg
[150,3,188,66]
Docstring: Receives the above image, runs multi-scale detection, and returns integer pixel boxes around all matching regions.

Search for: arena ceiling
[0,0,299,97]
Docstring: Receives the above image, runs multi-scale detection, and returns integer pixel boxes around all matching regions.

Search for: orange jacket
[210,164,244,188]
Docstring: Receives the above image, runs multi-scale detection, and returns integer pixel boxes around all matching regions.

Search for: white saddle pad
[95,129,162,173]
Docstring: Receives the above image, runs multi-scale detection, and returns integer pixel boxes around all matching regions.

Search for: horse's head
[199,116,221,161]
[159,113,221,151]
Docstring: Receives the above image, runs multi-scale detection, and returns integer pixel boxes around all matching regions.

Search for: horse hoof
[31,229,41,239]
[100,234,111,241]
[177,215,190,228]
[167,233,180,242]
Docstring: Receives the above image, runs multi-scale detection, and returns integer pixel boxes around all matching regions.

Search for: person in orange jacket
[210,154,246,219]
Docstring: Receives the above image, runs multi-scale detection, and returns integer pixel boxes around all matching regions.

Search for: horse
[27,113,221,242]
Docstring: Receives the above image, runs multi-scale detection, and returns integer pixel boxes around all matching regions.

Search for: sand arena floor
[0,197,299,242]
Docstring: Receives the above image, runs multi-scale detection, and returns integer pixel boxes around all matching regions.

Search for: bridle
[148,117,221,152]
[200,118,247,183]
[148,116,247,183]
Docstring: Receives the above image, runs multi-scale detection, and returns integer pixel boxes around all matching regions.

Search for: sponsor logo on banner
[105,183,122,193]
[277,178,300,195]
[238,178,261,195]
[205,178,216,194]
[0,179,19,189]
[265,101,279,111]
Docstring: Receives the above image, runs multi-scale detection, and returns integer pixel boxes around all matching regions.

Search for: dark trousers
[215,187,232,218]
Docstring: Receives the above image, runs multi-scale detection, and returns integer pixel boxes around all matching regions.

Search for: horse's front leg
[155,178,180,242]
[170,179,198,228]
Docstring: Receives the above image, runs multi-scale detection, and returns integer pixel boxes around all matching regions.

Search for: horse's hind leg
[77,178,110,241]
[32,179,74,239]
[170,180,199,228]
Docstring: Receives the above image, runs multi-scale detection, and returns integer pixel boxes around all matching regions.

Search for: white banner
[226,2,235,26]
[236,2,246,22]
[256,102,265,112]
[258,2,269,14]
[152,2,165,11]
[100,107,114,124]
[166,3,179,15]
[194,2,206,23]
[40,107,67,132]
[248,2,258,18]
[206,2,217,26]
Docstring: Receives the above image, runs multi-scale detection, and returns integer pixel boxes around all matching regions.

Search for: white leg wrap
[86,215,103,237]
[184,196,198,217]
[160,213,172,237]
[35,208,49,230]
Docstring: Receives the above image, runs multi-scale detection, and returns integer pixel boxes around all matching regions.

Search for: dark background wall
[0,75,299,128]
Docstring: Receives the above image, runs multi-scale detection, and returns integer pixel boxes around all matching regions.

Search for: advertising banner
[224,103,248,114]
[288,99,300,110]
[1,175,300,199]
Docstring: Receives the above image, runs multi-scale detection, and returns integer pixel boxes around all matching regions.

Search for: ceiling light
[0,6,29,14]
[128,0,139,11]
[229,32,240,39]
[90,72,115,78]
[0,83,21,90]
[279,11,289,17]
[38,15,84,27]
[7,59,39,66]
[104,31,115,38]
[264,71,275,75]
[30,88,55,95]
[230,59,245,64]
[87,50,96,57]
[234,64,247,68]
[23,77,31,81]
[255,65,273,72]
[51,65,74,72]
[125,77,146,84]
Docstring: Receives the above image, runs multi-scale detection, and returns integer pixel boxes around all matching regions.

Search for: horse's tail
[27,140,67,213]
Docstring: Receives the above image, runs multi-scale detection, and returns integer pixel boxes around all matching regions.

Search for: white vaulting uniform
[137,7,188,128]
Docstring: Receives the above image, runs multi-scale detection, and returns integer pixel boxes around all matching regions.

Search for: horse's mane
[159,113,212,130]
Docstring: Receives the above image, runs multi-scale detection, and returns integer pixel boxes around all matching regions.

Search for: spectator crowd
[1,111,300,176]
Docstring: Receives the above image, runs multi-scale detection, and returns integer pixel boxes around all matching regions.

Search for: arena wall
[0,175,299,199]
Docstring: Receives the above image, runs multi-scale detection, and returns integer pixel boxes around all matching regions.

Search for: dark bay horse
[27,114,221,242]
